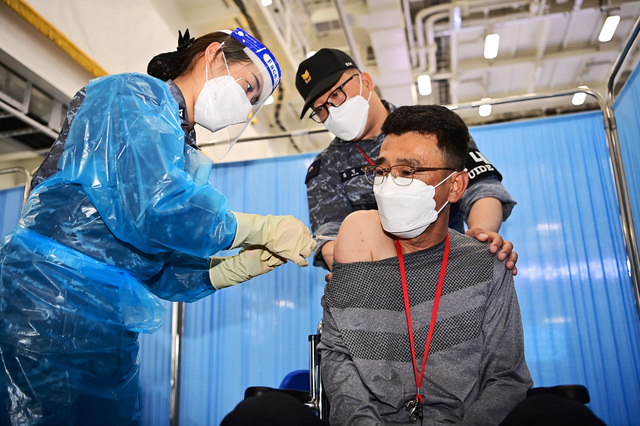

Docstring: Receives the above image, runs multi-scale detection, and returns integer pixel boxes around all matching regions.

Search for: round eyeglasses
[362,164,457,186]
[309,74,360,123]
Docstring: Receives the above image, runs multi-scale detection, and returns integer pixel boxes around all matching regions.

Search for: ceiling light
[452,7,462,30]
[484,34,500,59]
[599,15,620,42]
[479,98,492,117]
[417,75,432,96]
[262,0,273,6]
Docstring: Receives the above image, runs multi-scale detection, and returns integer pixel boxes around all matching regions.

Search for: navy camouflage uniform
[305,101,516,269]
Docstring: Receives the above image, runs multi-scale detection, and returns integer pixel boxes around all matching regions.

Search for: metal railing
[606,15,640,325]
[0,166,32,208]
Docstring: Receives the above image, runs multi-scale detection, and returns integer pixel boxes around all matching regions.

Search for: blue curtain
[471,111,640,425]
[139,301,173,425]
[612,63,640,255]
[0,186,23,238]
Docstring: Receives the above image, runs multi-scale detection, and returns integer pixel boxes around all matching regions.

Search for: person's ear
[360,72,376,92]
[204,42,224,69]
[447,171,469,203]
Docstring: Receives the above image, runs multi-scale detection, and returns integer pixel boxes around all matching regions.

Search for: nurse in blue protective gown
[0,28,315,425]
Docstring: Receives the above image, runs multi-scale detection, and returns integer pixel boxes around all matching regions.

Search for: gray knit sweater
[319,230,532,425]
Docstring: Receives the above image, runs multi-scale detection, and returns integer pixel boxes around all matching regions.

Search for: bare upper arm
[334,210,390,264]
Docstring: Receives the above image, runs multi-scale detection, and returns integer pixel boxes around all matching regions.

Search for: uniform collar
[167,79,198,149]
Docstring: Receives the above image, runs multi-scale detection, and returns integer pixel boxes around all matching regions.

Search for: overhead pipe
[333,0,364,68]
[527,18,551,94]
[272,0,311,57]
[411,3,452,73]
[0,99,59,140]
[401,0,417,67]
[254,0,301,73]
[410,1,534,74]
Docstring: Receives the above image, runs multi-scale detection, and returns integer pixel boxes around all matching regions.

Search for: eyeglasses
[362,164,457,186]
[309,74,361,123]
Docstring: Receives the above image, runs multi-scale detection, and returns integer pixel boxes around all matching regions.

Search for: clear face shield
[197,28,282,161]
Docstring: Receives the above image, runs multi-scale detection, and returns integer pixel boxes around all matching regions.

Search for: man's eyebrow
[375,156,386,166]
[396,157,421,166]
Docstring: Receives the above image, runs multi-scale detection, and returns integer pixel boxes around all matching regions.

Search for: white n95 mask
[373,172,455,239]
[194,56,253,133]
[324,77,371,141]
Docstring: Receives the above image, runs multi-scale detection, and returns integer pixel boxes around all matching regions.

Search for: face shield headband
[226,27,282,105]
[199,27,282,161]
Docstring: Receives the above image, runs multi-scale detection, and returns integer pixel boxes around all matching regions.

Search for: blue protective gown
[0,73,238,425]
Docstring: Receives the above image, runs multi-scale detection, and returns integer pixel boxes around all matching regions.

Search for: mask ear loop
[435,171,458,188]
[219,42,232,78]
[433,171,458,213]
[358,74,373,103]
[204,43,233,83]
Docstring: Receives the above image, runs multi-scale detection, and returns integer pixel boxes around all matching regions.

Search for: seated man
[319,104,533,424]
[222,105,604,426]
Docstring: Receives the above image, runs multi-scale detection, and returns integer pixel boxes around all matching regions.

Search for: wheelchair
[244,321,591,423]
[245,330,329,420]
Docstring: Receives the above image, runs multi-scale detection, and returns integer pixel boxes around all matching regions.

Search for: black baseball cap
[295,48,359,119]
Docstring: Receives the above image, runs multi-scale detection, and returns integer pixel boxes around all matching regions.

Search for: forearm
[463,263,532,423]
[311,221,341,270]
[321,351,383,425]
[461,377,531,425]
[319,301,383,425]
[458,177,516,224]
[467,197,503,233]
[321,241,336,271]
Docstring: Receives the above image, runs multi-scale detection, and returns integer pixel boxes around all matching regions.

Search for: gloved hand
[230,212,317,267]
[209,247,286,290]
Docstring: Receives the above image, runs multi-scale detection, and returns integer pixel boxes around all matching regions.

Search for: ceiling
[1,0,640,169]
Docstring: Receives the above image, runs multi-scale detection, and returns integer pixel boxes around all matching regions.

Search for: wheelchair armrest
[526,385,590,404]
[244,386,313,404]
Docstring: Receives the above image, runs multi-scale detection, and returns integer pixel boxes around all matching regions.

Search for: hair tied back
[177,29,195,52]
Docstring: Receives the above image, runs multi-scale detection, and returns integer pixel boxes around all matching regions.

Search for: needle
[312,234,336,241]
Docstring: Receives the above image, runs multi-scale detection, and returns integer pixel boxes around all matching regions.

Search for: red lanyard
[395,234,449,403]
[352,143,375,165]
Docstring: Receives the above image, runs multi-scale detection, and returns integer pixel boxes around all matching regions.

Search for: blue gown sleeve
[145,253,216,302]
[58,74,237,257]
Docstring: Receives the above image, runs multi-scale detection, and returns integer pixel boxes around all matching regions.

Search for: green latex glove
[209,247,286,290]
[230,212,316,267]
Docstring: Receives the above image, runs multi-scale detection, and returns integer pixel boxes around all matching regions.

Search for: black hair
[147,30,251,81]
[381,105,470,171]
